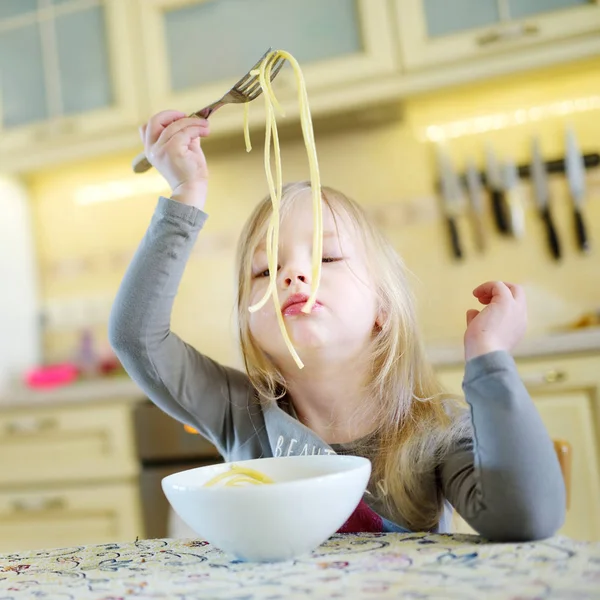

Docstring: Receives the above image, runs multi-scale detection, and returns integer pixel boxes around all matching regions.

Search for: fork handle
[191,100,224,120]
[132,101,225,174]
[132,152,152,174]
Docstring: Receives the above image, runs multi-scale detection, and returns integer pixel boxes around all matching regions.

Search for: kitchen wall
[26,56,600,368]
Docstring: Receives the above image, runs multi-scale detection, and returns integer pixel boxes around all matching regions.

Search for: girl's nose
[283,271,308,288]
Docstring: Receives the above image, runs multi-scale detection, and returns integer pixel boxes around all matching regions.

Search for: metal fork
[132,48,285,173]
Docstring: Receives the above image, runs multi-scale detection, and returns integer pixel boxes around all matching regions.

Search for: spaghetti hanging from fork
[245,50,323,370]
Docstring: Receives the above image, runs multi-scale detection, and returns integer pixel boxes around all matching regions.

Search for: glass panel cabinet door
[0,0,140,172]
[508,0,591,19]
[0,1,116,130]
[422,0,500,38]
[0,19,47,128]
[139,0,397,115]
[164,0,364,92]
[396,0,600,71]
[54,3,113,116]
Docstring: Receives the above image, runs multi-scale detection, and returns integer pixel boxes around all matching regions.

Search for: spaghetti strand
[245,50,322,369]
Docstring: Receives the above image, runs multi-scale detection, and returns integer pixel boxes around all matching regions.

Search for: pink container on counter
[25,363,79,389]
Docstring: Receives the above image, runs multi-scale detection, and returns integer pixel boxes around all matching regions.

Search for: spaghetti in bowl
[161,455,371,562]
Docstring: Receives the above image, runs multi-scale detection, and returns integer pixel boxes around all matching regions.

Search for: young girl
[110,110,565,541]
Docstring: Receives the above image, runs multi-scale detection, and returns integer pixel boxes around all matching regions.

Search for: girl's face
[248,194,379,366]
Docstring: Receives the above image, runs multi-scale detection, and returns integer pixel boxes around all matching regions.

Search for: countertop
[1,328,599,410]
[0,532,598,599]
[427,326,600,367]
[0,376,145,410]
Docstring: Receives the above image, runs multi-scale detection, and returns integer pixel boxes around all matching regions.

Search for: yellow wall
[27,57,600,367]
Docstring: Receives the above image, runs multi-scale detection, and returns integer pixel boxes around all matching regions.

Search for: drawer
[0,402,139,486]
[516,355,600,391]
[436,354,600,395]
[0,481,143,553]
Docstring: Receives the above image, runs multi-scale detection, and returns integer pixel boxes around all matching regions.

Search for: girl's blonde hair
[236,181,470,531]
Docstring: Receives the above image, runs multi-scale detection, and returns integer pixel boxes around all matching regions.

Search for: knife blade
[437,146,464,260]
[565,127,590,253]
[465,160,486,252]
[485,143,510,235]
[531,137,561,260]
[502,158,525,239]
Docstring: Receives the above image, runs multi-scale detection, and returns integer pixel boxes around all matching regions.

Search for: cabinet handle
[4,417,58,436]
[521,369,567,386]
[477,23,539,46]
[10,496,67,513]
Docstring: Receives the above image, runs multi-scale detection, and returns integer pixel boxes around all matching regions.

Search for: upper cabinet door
[137,0,397,116]
[395,0,600,70]
[0,0,140,167]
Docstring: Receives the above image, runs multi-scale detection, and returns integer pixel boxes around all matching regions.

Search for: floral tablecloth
[1,533,599,599]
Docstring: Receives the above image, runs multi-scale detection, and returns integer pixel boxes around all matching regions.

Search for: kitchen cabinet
[2,1,600,173]
[0,398,143,552]
[436,353,600,542]
[0,482,141,553]
[0,402,139,486]
[135,0,397,134]
[0,0,141,171]
[395,0,600,72]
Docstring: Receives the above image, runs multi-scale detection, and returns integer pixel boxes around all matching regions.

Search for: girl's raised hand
[464,281,527,361]
[139,110,210,208]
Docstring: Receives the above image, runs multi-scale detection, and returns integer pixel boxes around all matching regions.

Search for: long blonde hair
[236,181,471,531]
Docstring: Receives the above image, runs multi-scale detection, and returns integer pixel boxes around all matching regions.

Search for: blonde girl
[110,111,565,539]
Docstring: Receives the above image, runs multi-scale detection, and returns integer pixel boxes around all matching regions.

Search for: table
[1,533,599,599]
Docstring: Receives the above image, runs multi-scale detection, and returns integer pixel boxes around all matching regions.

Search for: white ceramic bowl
[161,454,371,562]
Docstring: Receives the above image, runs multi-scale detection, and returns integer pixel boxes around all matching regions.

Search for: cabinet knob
[4,416,58,436]
[521,369,567,386]
[10,496,66,513]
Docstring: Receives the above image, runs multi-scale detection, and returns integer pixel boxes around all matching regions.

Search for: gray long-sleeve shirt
[109,196,566,541]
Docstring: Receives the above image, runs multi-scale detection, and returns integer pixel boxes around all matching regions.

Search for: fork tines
[235,51,286,101]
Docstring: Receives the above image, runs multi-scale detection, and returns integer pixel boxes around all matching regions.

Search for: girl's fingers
[473,281,497,297]
[466,309,480,326]
[473,281,511,303]
[163,124,211,151]
[502,282,524,301]
[145,110,188,146]
[138,123,147,143]
[155,117,209,149]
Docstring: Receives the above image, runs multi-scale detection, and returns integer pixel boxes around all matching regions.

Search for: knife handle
[491,189,510,234]
[471,213,486,253]
[573,207,590,253]
[447,216,463,260]
[541,206,561,260]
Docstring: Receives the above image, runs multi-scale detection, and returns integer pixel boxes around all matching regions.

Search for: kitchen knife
[531,137,561,260]
[485,143,510,235]
[502,158,526,239]
[565,127,590,253]
[437,146,464,260]
[465,160,486,252]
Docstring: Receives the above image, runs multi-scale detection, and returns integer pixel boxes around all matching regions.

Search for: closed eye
[254,266,279,278]
[255,258,340,277]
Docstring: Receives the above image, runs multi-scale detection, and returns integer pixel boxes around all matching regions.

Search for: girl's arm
[439,350,566,542]
[108,196,257,457]
[109,111,261,458]
[439,282,564,541]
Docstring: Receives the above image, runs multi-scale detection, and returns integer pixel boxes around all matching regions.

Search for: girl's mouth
[281,293,323,316]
